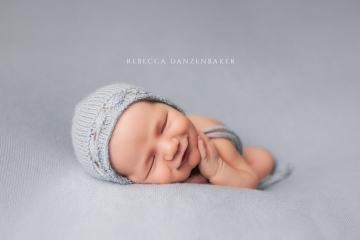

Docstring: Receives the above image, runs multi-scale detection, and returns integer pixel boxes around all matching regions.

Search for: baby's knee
[256,147,274,172]
[244,147,274,174]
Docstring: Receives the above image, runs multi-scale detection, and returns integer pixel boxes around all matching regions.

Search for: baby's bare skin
[186,115,274,186]
[108,100,274,188]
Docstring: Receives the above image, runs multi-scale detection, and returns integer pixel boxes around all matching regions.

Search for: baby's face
[109,100,201,184]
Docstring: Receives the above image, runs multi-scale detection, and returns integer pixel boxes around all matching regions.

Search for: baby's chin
[176,164,201,183]
[180,156,201,181]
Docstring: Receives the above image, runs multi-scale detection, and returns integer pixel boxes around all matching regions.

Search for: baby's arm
[209,157,259,189]
[198,131,259,189]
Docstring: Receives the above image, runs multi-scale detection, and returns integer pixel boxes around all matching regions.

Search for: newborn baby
[71,83,292,189]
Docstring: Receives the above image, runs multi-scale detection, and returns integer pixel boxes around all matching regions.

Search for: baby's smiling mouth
[182,145,189,162]
[177,138,189,169]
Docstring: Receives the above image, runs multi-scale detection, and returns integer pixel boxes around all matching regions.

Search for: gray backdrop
[1,0,360,239]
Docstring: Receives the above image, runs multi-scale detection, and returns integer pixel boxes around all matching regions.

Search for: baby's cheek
[152,167,173,184]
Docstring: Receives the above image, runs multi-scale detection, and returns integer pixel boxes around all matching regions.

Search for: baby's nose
[164,148,179,161]
[164,138,180,161]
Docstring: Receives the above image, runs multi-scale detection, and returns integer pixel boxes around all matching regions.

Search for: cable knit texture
[71,83,186,184]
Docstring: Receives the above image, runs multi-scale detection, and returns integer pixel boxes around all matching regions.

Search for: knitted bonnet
[71,83,186,184]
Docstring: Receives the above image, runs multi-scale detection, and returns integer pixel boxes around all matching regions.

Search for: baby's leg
[241,146,274,181]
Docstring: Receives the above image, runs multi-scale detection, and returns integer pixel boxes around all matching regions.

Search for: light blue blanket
[1,0,360,239]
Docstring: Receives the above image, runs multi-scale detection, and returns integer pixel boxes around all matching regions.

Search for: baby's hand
[197,131,223,180]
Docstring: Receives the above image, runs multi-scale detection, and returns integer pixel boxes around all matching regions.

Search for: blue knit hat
[71,83,186,184]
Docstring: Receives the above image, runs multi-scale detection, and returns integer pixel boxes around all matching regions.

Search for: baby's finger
[198,133,216,159]
[198,131,210,142]
[206,140,219,159]
[198,137,207,159]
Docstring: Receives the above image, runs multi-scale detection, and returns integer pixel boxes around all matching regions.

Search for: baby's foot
[256,159,294,190]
